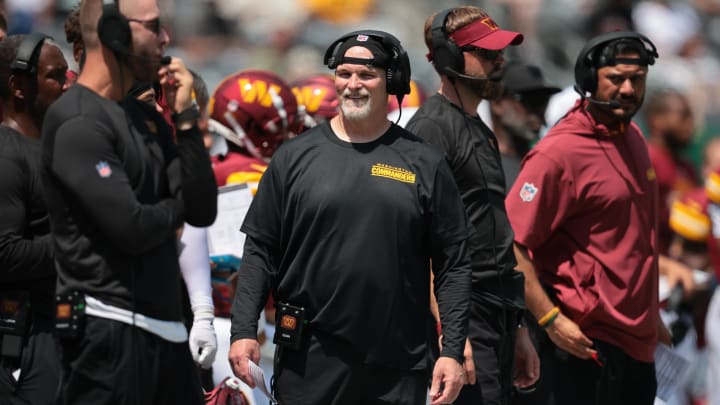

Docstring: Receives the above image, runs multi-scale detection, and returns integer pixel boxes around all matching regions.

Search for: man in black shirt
[406,7,539,405]
[228,30,472,405]
[41,1,217,404]
[0,33,68,405]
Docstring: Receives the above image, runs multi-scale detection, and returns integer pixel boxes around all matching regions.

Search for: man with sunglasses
[405,6,539,405]
[41,0,217,404]
[488,61,560,191]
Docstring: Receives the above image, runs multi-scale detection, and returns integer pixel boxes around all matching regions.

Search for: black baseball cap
[502,62,560,96]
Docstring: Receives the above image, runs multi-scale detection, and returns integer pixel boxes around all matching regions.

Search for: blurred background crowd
[3,0,720,169]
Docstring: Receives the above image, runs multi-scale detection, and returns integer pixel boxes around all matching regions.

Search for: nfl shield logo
[519,182,538,202]
[357,34,369,42]
[96,161,112,178]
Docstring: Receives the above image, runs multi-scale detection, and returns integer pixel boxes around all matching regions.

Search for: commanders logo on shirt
[371,163,416,184]
[520,182,538,202]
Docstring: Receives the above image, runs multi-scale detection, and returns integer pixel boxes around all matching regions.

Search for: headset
[430,8,464,77]
[10,32,50,74]
[97,0,132,54]
[323,29,411,99]
[574,30,658,96]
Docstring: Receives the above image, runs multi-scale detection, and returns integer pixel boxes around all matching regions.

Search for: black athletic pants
[56,316,204,405]
[273,331,428,405]
[0,322,61,405]
[552,339,656,405]
[454,295,520,405]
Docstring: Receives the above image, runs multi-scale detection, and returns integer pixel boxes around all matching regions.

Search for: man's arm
[173,126,217,227]
[44,116,182,254]
[430,239,471,404]
[513,242,595,359]
[160,56,218,227]
[229,235,277,387]
[0,157,53,281]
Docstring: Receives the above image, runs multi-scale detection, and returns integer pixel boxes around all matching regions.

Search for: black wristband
[171,106,200,124]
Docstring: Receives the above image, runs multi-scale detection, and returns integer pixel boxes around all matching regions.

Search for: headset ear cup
[98,3,131,53]
[430,8,464,76]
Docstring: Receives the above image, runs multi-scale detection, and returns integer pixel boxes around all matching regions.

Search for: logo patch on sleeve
[95,161,112,178]
[519,182,538,202]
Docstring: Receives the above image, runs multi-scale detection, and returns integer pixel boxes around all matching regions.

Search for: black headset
[98,0,132,54]
[430,8,465,77]
[574,31,658,95]
[323,30,411,97]
[10,32,50,74]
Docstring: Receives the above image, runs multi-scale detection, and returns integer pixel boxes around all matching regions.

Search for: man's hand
[429,356,466,405]
[545,312,595,359]
[157,56,194,114]
[228,338,261,388]
[462,338,476,385]
[513,326,540,388]
[188,307,217,369]
[660,255,695,298]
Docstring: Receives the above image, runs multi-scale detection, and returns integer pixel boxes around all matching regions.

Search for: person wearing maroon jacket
[506,31,671,405]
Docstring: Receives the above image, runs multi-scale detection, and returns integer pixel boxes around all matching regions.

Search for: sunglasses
[461,46,503,61]
[127,17,162,35]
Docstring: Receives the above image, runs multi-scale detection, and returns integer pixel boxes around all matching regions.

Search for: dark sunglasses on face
[127,17,162,35]
[461,45,503,61]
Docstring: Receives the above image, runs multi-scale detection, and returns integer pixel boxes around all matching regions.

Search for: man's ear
[9,73,26,100]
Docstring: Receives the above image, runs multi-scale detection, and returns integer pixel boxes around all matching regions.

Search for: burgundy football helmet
[290,74,339,129]
[209,70,301,159]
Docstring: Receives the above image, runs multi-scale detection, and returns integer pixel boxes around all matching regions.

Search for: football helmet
[290,74,339,129]
[209,70,301,159]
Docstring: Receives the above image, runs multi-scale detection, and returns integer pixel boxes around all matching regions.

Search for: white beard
[340,90,372,120]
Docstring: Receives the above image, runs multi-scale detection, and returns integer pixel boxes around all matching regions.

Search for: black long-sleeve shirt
[230,122,472,370]
[0,126,55,321]
[41,85,217,321]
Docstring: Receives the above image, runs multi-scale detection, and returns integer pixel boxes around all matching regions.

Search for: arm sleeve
[173,126,218,227]
[46,116,182,254]
[179,223,213,310]
[429,160,472,362]
[230,157,285,341]
[505,150,574,250]
[432,239,471,362]
[0,157,54,281]
[230,235,278,341]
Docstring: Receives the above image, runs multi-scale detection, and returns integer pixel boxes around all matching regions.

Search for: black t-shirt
[234,121,472,369]
[42,84,217,321]
[0,126,55,322]
[406,94,520,302]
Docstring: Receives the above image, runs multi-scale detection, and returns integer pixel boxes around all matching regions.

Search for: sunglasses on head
[127,17,162,35]
[460,45,503,61]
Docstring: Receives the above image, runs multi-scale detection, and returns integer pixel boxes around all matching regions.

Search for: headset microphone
[446,67,503,83]
[586,98,622,109]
